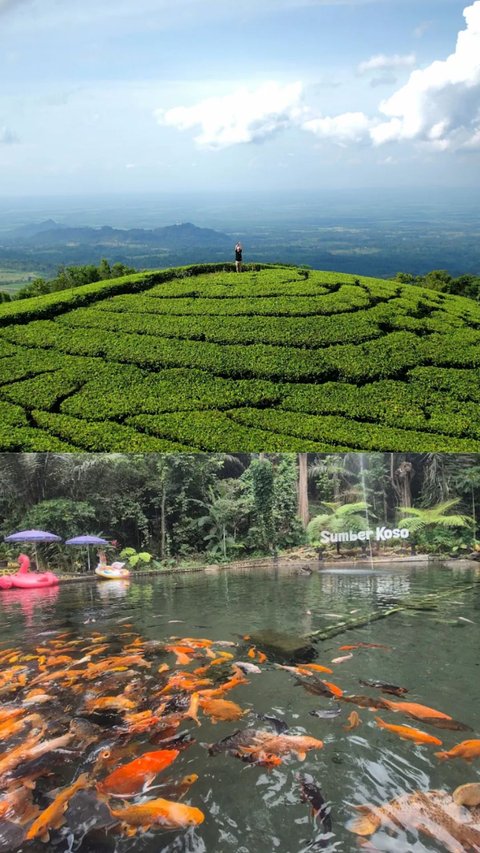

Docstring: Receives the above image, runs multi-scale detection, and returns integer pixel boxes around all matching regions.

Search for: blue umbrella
[65,535,109,572]
[4,529,62,569]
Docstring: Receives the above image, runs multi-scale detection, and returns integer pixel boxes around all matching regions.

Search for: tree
[249,457,275,553]
[196,482,246,559]
[307,501,372,554]
[297,453,309,529]
[397,499,471,553]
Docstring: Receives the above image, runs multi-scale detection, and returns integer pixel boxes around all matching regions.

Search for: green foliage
[397,499,472,552]
[20,498,97,540]
[15,260,136,300]
[307,501,372,549]
[250,458,275,552]
[32,410,193,452]
[119,547,154,568]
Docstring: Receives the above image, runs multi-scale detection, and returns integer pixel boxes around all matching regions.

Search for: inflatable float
[0,554,59,589]
[95,561,130,580]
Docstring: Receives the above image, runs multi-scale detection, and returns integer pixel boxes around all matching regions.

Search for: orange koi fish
[25,773,90,842]
[97,750,180,796]
[164,644,197,665]
[339,643,390,651]
[435,739,480,761]
[174,637,213,648]
[300,663,334,675]
[0,731,46,779]
[109,797,204,833]
[375,718,442,746]
[199,697,247,723]
[159,674,212,695]
[381,699,451,721]
[0,786,39,824]
[247,647,256,659]
[323,680,344,698]
[84,695,136,713]
[344,711,361,731]
[0,707,24,724]
[247,732,324,762]
[184,692,201,727]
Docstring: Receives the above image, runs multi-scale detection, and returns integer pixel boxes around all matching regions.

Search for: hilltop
[0,263,479,452]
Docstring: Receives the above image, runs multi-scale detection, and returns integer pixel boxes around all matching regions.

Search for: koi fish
[331,654,353,664]
[184,692,201,727]
[275,664,314,677]
[380,699,452,721]
[309,708,342,719]
[164,645,197,666]
[375,717,442,746]
[299,772,333,835]
[97,749,180,796]
[249,732,324,761]
[296,677,343,698]
[209,728,323,762]
[348,790,480,852]
[359,679,408,696]
[258,714,289,734]
[299,663,334,675]
[341,694,386,710]
[199,697,247,723]
[435,740,480,761]
[234,661,262,674]
[344,711,361,731]
[109,797,204,833]
[84,695,136,713]
[0,786,39,824]
[25,773,90,842]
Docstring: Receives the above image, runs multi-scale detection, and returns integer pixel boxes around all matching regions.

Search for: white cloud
[158,81,306,149]
[357,53,417,75]
[413,21,432,39]
[159,1,480,155]
[371,1,480,149]
[303,112,372,146]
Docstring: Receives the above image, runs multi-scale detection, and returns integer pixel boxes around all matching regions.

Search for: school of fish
[0,626,478,851]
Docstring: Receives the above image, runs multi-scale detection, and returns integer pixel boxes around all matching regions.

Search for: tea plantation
[0,263,479,452]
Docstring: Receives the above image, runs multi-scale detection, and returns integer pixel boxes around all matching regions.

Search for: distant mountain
[5,221,232,250]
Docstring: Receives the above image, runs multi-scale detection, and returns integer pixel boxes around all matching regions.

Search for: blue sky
[0,0,479,194]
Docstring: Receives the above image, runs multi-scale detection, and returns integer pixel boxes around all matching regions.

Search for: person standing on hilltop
[235,242,243,272]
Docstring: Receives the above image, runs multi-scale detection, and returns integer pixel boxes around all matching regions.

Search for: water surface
[1,562,479,853]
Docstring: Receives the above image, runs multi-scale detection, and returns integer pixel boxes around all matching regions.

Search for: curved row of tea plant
[0,264,479,451]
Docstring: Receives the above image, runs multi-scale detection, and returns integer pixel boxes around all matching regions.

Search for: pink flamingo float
[0,554,59,590]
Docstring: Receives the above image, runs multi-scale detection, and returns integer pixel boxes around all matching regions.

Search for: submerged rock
[248,630,316,662]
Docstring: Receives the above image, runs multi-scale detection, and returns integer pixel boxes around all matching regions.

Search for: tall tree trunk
[160,481,167,560]
[297,453,309,529]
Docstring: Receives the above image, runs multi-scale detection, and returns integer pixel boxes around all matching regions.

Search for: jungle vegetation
[0,453,478,571]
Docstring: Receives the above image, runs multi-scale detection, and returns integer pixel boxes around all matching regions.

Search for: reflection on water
[96,580,131,601]
[0,563,479,853]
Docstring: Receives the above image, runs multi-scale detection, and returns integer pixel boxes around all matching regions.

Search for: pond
[1,562,479,853]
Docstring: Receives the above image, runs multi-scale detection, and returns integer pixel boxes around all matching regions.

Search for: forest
[0,453,478,572]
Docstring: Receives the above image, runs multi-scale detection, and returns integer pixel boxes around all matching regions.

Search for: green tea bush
[0,264,479,450]
[127,411,335,452]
